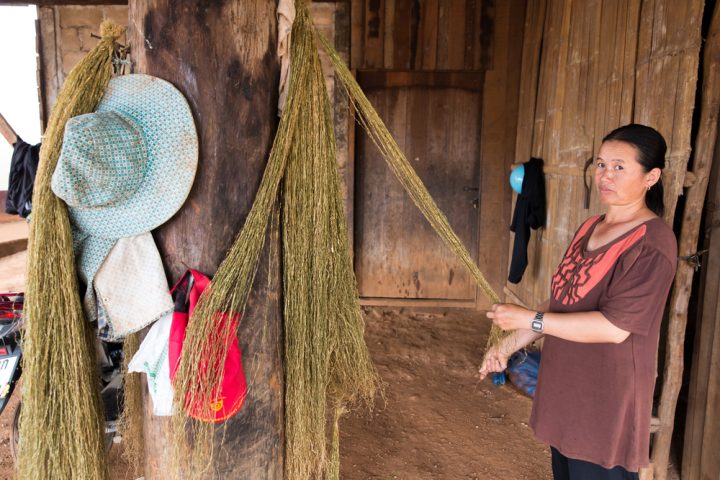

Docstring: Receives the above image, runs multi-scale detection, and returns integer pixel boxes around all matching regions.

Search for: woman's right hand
[478,345,510,380]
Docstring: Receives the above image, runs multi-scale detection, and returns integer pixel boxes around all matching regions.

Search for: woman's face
[594,140,660,208]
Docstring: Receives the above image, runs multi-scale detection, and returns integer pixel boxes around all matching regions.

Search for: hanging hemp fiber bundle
[20,21,123,480]
[315,32,506,348]
[283,9,379,480]
[170,5,379,479]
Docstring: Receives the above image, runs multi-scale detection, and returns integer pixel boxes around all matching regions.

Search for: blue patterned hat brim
[66,74,198,239]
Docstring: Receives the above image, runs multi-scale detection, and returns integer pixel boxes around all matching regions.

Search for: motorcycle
[0,292,124,460]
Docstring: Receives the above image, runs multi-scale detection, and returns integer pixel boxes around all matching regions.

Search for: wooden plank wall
[479,0,526,301]
[351,0,493,71]
[635,0,705,225]
[683,117,720,480]
[350,0,526,306]
[508,0,703,310]
[354,85,484,302]
[36,5,129,129]
[310,2,355,244]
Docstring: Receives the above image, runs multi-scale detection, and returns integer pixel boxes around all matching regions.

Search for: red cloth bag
[168,269,247,422]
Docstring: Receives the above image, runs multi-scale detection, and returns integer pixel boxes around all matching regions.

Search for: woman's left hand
[486,303,535,331]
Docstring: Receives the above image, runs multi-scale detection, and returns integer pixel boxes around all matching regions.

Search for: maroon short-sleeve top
[530,215,677,471]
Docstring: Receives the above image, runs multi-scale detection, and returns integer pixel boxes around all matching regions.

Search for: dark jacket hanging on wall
[508,157,546,284]
[5,137,40,218]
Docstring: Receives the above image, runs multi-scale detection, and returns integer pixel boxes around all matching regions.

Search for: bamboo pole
[650,3,720,479]
[0,113,18,145]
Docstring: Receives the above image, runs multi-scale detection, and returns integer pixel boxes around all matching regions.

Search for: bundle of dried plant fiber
[282,9,379,479]
[20,20,123,480]
[315,31,506,348]
[118,332,144,474]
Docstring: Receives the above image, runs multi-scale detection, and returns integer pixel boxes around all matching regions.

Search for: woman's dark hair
[602,123,667,217]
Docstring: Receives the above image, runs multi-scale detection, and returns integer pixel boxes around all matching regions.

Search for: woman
[480,124,677,480]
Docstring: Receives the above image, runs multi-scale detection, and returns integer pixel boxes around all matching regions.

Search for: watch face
[531,320,543,332]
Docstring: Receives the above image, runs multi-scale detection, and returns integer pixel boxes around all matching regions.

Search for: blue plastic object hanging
[510,164,524,194]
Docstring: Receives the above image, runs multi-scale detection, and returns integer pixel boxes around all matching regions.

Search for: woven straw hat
[52,74,198,238]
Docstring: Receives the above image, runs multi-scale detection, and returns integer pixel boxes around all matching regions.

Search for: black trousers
[551,447,639,480]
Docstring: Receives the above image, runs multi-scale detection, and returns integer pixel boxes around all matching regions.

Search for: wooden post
[682,119,720,480]
[0,113,18,145]
[651,2,720,479]
[127,1,283,478]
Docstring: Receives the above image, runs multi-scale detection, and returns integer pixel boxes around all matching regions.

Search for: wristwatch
[531,311,544,333]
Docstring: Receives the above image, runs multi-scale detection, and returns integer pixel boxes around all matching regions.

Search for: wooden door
[354,74,483,304]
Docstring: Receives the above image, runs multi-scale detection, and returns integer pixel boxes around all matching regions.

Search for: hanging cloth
[127,312,174,416]
[168,269,247,423]
[5,137,40,218]
[508,157,546,284]
[277,0,296,113]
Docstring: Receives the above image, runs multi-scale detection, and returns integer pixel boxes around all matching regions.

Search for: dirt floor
[339,307,551,480]
[0,393,18,480]
[0,219,28,293]
[0,251,25,293]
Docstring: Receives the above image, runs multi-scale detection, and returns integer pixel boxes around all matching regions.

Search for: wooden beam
[0,113,18,145]
[651,2,720,479]
[127,1,283,478]
[503,286,528,308]
[356,70,484,90]
[682,116,720,480]
[0,1,127,5]
[331,1,355,251]
[683,171,697,188]
[350,0,363,69]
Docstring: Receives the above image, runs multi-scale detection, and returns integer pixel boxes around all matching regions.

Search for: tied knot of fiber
[100,20,125,41]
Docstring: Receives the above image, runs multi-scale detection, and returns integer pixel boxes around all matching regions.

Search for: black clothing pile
[5,137,40,218]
